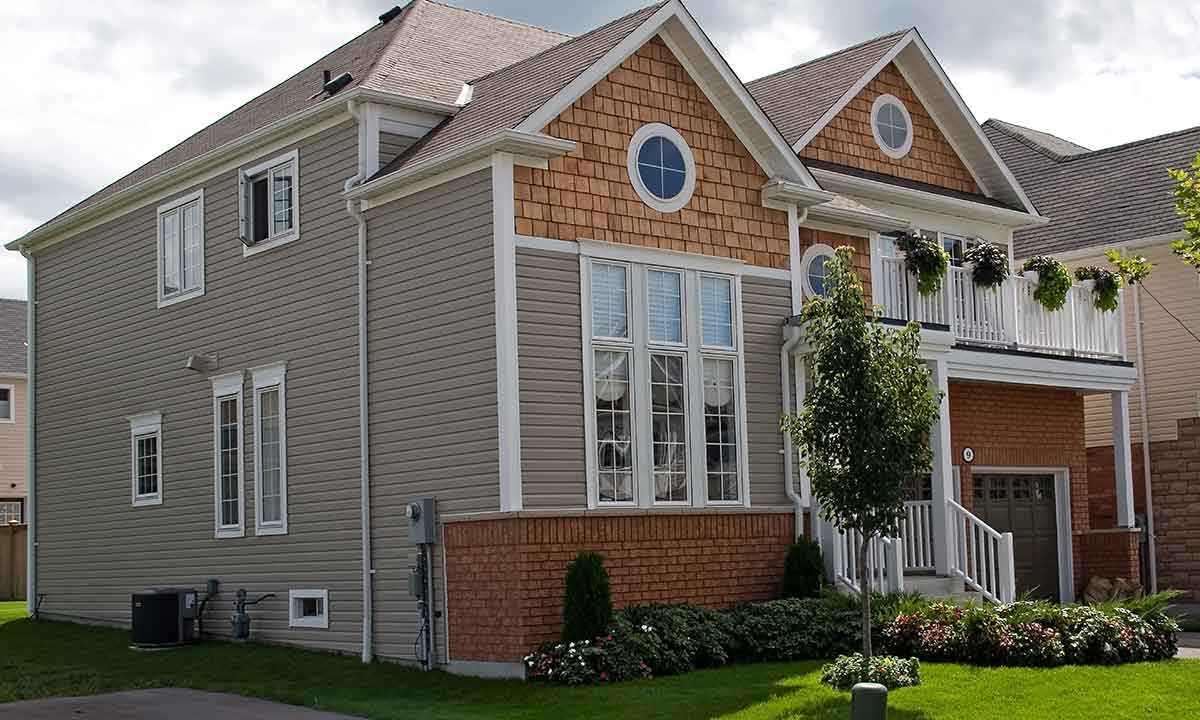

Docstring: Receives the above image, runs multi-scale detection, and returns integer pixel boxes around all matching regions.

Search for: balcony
[876,256,1126,360]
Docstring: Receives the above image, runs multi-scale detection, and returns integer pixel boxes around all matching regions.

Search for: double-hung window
[129,412,163,506]
[584,257,746,509]
[0,385,13,423]
[212,372,244,538]
[156,190,204,306]
[240,150,299,255]
[252,362,288,535]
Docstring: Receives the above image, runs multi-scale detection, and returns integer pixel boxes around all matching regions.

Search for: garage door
[971,473,1059,599]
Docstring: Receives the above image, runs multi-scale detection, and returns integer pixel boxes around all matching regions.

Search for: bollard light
[850,682,888,720]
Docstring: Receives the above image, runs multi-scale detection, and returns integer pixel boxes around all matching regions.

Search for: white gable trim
[516,0,820,190]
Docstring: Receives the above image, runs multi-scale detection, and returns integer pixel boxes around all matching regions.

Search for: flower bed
[881,600,1178,667]
[820,653,922,691]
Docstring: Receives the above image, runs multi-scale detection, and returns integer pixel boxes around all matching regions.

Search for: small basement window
[240,150,299,256]
[0,385,13,422]
[288,589,328,629]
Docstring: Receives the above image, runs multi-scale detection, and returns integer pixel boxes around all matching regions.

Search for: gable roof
[986,119,1091,159]
[745,29,909,147]
[747,29,1039,216]
[984,119,1200,257]
[21,0,568,242]
[0,300,27,375]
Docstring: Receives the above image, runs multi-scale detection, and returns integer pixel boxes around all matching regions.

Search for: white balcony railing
[948,498,1016,603]
[877,256,1125,359]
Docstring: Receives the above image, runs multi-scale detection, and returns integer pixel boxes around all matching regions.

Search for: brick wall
[442,512,795,663]
[1088,417,1200,599]
[1075,530,1141,587]
[514,37,792,269]
[800,63,980,195]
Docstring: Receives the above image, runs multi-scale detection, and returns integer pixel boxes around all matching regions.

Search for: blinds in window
[646,269,682,343]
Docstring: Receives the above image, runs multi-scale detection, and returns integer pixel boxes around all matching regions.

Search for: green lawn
[0,601,1197,719]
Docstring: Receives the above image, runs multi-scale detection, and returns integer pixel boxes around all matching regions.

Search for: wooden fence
[0,524,26,601]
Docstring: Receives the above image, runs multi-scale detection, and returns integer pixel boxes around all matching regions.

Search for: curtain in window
[593,349,633,502]
[702,357,738,502]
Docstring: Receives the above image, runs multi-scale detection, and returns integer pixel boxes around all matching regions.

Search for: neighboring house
[984,119,1200,599]
[7,0,1144,675]
[0,300,27,526]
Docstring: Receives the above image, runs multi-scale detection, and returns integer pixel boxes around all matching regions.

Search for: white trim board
[947,346,1137,392]
[493,152,523,512]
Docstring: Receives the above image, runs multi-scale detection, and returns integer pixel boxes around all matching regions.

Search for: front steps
[903,573,984,605]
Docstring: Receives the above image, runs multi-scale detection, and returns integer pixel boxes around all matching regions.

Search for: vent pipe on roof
[379,6,403,24]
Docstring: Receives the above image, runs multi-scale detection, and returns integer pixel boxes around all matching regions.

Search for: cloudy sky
[0,0,1197,300]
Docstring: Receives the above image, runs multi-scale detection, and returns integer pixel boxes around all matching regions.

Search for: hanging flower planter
[1021,255,1072,311]
[1074,265,1123,312]
[896,233,949,297]
[962,242,1009,289]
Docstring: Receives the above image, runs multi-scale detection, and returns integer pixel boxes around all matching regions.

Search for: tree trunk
[859,533,873,660]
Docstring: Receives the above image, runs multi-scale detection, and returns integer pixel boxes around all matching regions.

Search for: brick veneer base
[443,512,795,662]
[1075,529,1142,588]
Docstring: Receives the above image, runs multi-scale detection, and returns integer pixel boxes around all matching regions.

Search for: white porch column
[929,358,955,576]
[1112,390,1137,528]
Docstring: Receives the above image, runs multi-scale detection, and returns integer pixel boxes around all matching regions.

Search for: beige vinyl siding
[0,377,27,508]
[742,276,791,507]
[378,132,415,170]
[517,248,586,509]
[1082,242,1200,446]
[364,168,497,663]
[32,121,362,654]
[514,246,792,510]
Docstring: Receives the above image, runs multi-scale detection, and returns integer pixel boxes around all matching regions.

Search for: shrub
[524,639,604,684]
[724,597,861,663]
[820,653,921,691]
[562,551,612,642]
[897,232,950,296]
[963,242,1009,288]
[1022,255,1072,311]
[781,539,824,599]
[1074,265,1123,312]
[615,604,732,674]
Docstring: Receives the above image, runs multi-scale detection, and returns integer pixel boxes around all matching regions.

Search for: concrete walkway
[0,688,364,719]
[1177,632,1200,659]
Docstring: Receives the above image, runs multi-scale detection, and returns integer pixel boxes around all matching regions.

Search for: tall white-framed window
[212,372,245,538]
[582,256,748,509]
[128,411,163,507]
[0,384,14,423]
[156,189,205,307]
[252,362,288,535]
[239,149,299,256]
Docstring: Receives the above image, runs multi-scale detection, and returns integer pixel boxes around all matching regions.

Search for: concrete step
[903,573,985,605]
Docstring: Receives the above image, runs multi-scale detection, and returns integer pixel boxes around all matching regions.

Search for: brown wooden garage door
[971,473,1059,599]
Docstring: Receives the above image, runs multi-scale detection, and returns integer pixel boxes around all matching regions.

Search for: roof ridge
[1067,123,1200,161]
[467,1,666,87]
[983,119,1075,162]
[988,117,1200,164]
[359,2,422,92]
[746,26,911,86]
[421,0,572,39]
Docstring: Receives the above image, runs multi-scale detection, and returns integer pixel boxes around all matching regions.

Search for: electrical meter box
[406,497,437,545]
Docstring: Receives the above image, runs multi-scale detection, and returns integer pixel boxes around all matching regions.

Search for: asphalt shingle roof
[29,0,567,237]
[0,300,27,375]
[745,29,910,147]
[984,119,1200,257]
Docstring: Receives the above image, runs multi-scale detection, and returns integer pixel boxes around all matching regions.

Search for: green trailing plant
[896,232,950,296]
[780,247,940,661]
[1021,255,1072,311]
[1168,151,1200,271]
[781,539,823,599]
[820,653,921,691]
[562,551,613,642]
[963,241,1009,289]
[1105,249,1153,285]
[1073,266,1123,312]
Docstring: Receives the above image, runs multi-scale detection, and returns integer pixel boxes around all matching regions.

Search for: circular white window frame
[800,243,837,299]
[626,123,696,214]
[870,94,914,160]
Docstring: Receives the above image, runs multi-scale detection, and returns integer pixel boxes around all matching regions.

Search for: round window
[870,94,913,159]
[801,244,837,298]
[627,123,696,213]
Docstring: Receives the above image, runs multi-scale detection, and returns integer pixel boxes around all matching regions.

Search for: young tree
[1169,151,1200,272]
[781,247,941,659]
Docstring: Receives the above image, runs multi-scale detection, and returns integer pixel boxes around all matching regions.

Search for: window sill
[157,288,205,309]
[256,523,288,537]
[132,495,162,507]
[216,526,244,539]
[243,231,299,257]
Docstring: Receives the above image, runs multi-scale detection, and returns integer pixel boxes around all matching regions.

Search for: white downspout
[781,335,803,538]
[1132,283,1157,592]
[21,249,35,616]
[345,99,374,663]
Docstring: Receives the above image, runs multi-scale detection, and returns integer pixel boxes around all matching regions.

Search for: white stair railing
[899,500,935,571]
[948,498,1015,603]
[832,526,904,595]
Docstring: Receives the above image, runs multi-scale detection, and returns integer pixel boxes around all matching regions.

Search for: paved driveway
[1178,632,1200,660]
[0,688,364,719]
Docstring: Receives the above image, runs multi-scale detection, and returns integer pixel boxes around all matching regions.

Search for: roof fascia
[516,0,819,188]
[8,87,458,252]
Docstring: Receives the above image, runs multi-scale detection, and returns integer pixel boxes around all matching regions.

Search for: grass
[1,601,1198,719]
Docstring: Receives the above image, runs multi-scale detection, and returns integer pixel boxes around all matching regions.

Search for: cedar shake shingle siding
[33,121,363,652]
